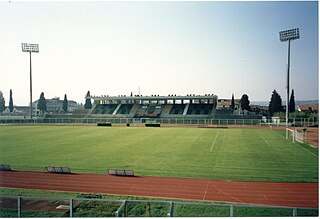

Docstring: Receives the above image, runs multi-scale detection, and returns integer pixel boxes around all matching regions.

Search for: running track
[0,171,318,208]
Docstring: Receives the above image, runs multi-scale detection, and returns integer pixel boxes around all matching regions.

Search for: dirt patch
[0,197,72,213]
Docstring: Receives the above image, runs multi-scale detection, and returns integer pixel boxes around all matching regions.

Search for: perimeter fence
[0,196,318,217]
[0,117,318,127]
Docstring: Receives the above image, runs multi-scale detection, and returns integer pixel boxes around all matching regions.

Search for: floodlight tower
[279,28,300,127]
[22,43,39,118]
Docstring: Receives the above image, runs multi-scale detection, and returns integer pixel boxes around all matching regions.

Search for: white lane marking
[210,131,220,152]
[261,136,271,145]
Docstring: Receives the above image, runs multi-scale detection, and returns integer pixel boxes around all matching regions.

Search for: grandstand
[89,94,218,118]
[87,94,262,119]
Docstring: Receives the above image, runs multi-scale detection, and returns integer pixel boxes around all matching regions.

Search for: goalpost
[286,128,295,143]
[286,128,305,144]
[294,130,305,144]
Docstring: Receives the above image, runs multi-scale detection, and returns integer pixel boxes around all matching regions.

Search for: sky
[0,1,318,106]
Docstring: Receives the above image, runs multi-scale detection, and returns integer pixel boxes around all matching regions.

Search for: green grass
[0,126,318,182]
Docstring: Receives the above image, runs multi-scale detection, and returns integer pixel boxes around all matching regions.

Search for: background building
[33,97,78,113]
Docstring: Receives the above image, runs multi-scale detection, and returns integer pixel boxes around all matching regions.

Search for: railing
[0,195,318,217]
[0,117,318,127]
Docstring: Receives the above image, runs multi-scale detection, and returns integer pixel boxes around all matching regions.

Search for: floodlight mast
[279,28,300,127]
[22,43,39,119]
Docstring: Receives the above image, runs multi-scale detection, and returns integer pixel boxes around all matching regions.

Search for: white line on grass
[293,142,318,158]
[271,130,286,139]
[261,136,271,145]
[272,130,318,158]
[210,131,220,152]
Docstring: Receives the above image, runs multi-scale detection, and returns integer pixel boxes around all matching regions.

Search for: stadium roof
[92,94,218,102]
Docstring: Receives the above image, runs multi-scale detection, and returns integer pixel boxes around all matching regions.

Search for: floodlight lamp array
[22,43,39,53]
[279,28,300,42]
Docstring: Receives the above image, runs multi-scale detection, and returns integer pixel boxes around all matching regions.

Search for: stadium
[0,93,318,217]
[0,1,319,217]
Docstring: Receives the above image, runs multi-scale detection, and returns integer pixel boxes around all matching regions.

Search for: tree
[0,91,5,114]
[63,94,68,113]
[9,89,13,113]
[268,89,284,116]
[84,91,92,109]
[230,93,235,110]
[289,89,296,113]
[240,94,250,111]
[38,92,47,113]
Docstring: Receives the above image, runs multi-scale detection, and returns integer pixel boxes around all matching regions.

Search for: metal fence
[0,196,318,217]
[0,116,318,127]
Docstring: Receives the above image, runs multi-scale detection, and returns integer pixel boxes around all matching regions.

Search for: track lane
[0,171,317,208]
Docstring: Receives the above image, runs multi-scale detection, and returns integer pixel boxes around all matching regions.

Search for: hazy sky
[1,1,318,106]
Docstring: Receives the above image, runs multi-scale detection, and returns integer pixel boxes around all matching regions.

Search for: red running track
[0,171,318,208]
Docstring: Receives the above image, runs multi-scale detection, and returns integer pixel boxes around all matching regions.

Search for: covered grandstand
[90,94,219,118]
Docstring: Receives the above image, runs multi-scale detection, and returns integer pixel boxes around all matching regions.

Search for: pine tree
[84,91,92,109]
[9,89,13,112]
[0,91,5,114]
[230,93,235,110]
[268,90,284,116]
[240,94,250,111]
[63,94,68,112]
[38,92,47,113]
[289,89,296,113]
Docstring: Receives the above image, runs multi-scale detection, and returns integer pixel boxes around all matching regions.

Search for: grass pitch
[0,126,318,182]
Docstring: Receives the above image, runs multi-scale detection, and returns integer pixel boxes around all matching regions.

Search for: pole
[69,198,73,217]
[168,202,174,217]
[286,40,291,127]
[17,196,21,218]
[230,204,234,217]
[29,51,33,119]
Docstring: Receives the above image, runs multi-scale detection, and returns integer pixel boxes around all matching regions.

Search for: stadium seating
[71,108,91,118]
[160,104,173,116]
[0,164,12,171]
[87,98,265,120]
[84,95,266,121]
[147,105,156,114]
[169,104,186,115]
[117,104,133,114]
[187,104,214,115]
[135,105,162,118]
[89,103,221,117]
[92,104,118,114]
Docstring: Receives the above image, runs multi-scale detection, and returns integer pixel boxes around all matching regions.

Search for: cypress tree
[289,89,296,113]
[84,91,92,109]
[0,91,5,114]
[230,93,235,110]
[38,92,47,113]
[63,94,68,112]
[9,89,13,112]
